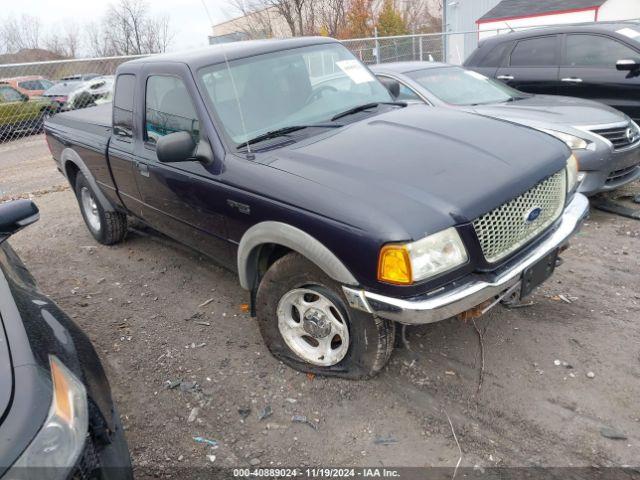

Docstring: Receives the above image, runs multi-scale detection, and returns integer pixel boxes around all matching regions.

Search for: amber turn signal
[378,244,412,285]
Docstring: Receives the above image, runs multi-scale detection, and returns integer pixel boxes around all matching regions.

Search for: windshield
[198,43,392,146]
[406,66,527,106]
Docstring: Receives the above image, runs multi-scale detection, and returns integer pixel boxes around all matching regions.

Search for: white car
[67,76,114,110]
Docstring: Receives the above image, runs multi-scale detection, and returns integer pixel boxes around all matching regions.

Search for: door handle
[561,77,583,83]
[497,75,514,81]
[136,162,150,177]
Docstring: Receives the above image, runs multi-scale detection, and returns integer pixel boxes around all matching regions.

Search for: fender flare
[237,221,358,290]
[61,147,116,212]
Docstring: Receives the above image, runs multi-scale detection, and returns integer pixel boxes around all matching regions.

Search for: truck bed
[46,103,112,138]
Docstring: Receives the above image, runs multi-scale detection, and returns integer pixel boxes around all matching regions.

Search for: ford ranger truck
[44,37,589,379]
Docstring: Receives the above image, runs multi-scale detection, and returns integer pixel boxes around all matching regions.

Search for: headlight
[566,154,579,193]
[9,356,88,478]
[378,227,468,285]
[540,128,594,151]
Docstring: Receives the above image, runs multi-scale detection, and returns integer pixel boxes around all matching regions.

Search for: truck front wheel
[75,172,127,245]
[256,252,395,379]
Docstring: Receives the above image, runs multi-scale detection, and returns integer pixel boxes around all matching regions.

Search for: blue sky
[2,0,236,53]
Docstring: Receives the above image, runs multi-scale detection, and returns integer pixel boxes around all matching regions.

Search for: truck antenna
[220,43,253,160]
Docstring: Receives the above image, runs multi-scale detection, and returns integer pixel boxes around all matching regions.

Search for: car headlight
[378,227,468,285]
[9,356,88,478]
[540,128,594,151]
[566,153,579,193]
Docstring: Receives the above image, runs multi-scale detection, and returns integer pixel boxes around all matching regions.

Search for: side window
[113,74,135,140]
[480,42,511,67]
[0,86,23,102]
[396,83,422,102]
[565,35,638,67]
[510,36,557,67]
[145,75,200,146]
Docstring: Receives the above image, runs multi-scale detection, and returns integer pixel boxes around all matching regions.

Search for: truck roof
[122,36,340,71]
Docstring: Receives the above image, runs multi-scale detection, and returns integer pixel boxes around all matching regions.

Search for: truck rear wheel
[75,172,127,245]
[256,252,395,379]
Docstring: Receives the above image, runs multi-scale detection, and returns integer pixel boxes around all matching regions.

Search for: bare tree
[87,0,173,56]
[226,0,276,39]
[264,0,307,36]
[85,20,116,57]
[319,0,348,37]
[46,23,82,58]
[399,0,442,32]
[1,14,42,52]
[143,14,173,53]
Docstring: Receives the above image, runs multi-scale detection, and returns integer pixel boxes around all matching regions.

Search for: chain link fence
[0,21,630,144]
[342,33,448,64]
[0,32,458,145]
[0,55,143,144]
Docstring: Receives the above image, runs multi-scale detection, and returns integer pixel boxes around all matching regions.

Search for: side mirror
[0,200,39,242]
[156,131,196,163]
[616,59,640,71]
[378,77,401,100]
[21,93,29,102]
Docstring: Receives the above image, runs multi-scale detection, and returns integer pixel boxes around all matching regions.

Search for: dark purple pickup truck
[45,37,588,379]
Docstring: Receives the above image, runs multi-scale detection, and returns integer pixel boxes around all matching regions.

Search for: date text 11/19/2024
[233,468,402,478]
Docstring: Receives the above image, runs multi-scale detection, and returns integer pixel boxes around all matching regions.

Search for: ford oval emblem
[525,207,543,223]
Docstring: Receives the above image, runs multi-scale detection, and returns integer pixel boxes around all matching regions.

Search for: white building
[478,0,640,39]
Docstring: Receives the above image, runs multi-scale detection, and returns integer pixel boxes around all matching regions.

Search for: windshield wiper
[330,101,406,121]
[239,123,342,150]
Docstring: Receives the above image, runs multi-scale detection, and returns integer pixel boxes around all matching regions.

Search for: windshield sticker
[465,70,488,81]
[616,27,640,39]
[336,60,375,84]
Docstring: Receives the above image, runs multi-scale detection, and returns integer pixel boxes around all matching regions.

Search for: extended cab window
[510,36,557,66]
[0,86,23,102]
[113,74,135,140]
[565,34,638,67]
[145,76,200,145]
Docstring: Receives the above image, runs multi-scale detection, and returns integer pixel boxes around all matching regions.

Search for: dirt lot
[2,135,640,476]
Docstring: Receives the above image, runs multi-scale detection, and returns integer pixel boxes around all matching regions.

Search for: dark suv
[464,22,640,122]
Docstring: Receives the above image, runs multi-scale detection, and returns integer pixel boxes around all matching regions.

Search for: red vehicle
[1,76,54,97]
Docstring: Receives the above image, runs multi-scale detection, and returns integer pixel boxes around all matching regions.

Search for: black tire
[256,252,395,379]
[74,172,127,245]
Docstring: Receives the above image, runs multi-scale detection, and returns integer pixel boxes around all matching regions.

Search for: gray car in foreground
[372,62,640,196]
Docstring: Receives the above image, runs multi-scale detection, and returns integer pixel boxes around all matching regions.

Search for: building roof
[478,0,607,23]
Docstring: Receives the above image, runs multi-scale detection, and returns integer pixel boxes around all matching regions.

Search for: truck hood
[467,95,625,127]
[268,105,569,239]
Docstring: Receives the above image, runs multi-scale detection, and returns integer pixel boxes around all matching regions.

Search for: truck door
[132,66,232,268]
[107,74,145,215]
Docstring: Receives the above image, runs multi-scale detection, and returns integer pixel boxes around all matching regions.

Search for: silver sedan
[371,61,640,196]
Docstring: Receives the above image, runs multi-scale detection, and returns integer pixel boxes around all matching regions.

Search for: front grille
[473,171,566,263]
[590,123,640,151]
[606,164,640,184]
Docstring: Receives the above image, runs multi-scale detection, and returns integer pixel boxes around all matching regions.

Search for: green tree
[376,0,408,37]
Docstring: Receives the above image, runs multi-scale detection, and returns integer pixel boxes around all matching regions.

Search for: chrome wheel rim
[80,186,101,232]
[277,288,349,367]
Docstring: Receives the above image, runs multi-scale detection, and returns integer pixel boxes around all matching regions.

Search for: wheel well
[254,243,292,285]
[65,161,80,190]
[246,243,292,316]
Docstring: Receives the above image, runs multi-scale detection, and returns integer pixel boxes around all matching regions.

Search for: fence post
[419,35,424,61]
[374,27,380,64]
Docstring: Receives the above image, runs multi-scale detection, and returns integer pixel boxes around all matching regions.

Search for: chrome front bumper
[343,193,590,325]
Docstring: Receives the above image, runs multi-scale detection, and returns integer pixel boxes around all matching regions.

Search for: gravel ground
[2,135,640,477]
